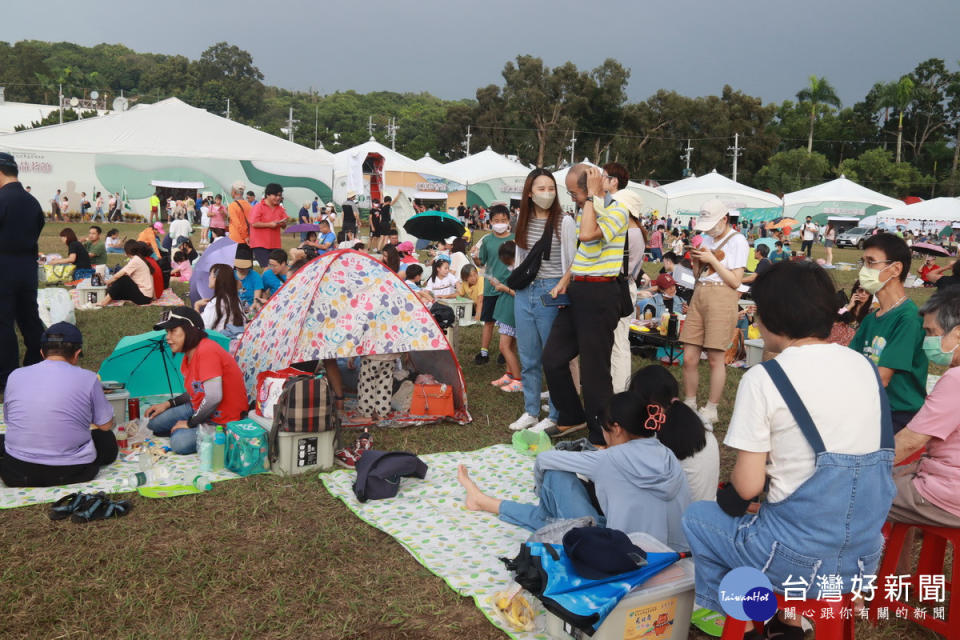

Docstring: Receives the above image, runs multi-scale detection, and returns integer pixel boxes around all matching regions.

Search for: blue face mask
[922,335,957,366]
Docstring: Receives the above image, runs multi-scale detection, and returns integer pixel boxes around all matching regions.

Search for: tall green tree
[893,75,915,163]
[796,75,841,153]
[755,148,831,194]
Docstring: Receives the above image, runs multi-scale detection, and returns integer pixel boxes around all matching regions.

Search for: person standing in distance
[801,216,818,259]
[341,191,359,237]
[0,152,46,392]
[248,183,288,268]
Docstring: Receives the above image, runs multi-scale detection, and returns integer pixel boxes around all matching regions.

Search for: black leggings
[0,430,118,487]
[107,275,152,305]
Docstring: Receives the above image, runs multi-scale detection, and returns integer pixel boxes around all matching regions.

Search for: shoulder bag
[506,219,554,291]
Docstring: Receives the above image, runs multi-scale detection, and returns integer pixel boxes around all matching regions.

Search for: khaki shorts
[888,462,960,527]
[679,283,740,351]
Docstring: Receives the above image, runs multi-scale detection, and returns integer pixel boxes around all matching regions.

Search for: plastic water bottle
[212,426,226,471]
[198,433,213,472]
[126,465,172,488]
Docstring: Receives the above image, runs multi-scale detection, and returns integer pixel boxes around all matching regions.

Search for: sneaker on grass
[474,352,490,365]
[528,418,556,433]
[508,413,539,431]
[334,447,358,469]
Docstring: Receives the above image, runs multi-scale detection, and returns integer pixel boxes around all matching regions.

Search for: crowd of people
[5,148,960,637]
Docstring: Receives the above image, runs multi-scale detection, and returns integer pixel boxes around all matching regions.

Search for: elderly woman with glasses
[143,307,249,454]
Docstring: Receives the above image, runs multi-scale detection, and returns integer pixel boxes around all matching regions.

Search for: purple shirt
[4,360,114,466]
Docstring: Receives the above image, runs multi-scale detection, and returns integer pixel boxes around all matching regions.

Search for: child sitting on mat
[458,389,692,551]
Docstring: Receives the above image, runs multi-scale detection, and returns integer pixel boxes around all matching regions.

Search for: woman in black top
[48,228,91,270]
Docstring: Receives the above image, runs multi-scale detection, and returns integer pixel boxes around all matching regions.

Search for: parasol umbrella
[912,242,950,257]
[285,223,321,234]
[765,217,799,230]
[189,236,237,304]
[403,210,466,241]
[98,330,231,398]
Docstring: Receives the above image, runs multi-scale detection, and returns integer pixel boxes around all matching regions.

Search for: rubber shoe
[500,378,523,392]
[491,373,513,387]
[474,352,490,365]
[528,418,556,433]
[334,447,358,469]
[544,423,587,439]
[509,413,539,431]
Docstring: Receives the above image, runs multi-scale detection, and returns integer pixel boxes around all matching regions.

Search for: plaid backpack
[269,374,340,463]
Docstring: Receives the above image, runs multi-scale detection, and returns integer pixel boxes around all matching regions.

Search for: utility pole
[58,83,63,124]
[367,116,375,138]
[287,107,298,142]
[569,129,577,165]
[225,98,230,120]
[681,139,694,177]
[387,116,399,151]
[314,104,319,149]
[464,124,472,156]
[727,133,743,182]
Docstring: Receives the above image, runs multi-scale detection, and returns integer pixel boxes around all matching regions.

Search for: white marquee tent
[443,147,530,207]
[0,98,335,213]
[783,175,902,222]
[659,170,782,223]
[554,160,668,216]
[875,198,960,233]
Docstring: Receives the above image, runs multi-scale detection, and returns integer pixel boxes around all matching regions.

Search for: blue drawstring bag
[225,419,270,476]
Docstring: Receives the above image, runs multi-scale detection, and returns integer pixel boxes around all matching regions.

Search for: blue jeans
[514,277,560,420]
[106,247,125,254]
[499,470,605,531]
[146,404,199,455]
[650,247,663,261]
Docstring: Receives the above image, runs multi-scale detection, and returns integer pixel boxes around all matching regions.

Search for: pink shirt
[649,230,663,249]
[248,202,287,249]
[208,203,227,229]
[908,366,960,517]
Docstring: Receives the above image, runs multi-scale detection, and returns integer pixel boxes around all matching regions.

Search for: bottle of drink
[116,424,128,449]
[212,425,226,471]
[198,430,213,472]
[667,313,679,339]
[127,398,140,421]
[125,465,172,488]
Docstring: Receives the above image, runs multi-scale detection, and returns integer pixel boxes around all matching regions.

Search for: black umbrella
[403,210,466,241]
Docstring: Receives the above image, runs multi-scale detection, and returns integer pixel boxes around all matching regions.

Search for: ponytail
[656,400,707,460]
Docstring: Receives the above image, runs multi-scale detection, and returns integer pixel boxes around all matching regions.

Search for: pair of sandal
[48,492,133,523]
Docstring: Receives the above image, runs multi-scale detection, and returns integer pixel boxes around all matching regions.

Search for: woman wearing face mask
[507,168,576,433]
[887,287,960,566]
[679,199,749,425]
[848,233,927,432]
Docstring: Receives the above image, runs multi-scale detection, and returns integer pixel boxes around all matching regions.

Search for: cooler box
[249,413,335,475]
[544,532,695,640]
[76,284,108,305]
[744,338,765,368]
[103,387,130,423]
[438,296,476,326]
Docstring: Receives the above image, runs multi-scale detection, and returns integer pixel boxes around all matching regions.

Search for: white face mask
[531,192,556,210]
[491,222,509,234]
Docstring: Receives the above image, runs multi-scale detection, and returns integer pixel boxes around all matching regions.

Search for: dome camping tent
[660,170,782,226]
[0,98,335,215]
[783,175,902,224]
[233,249,470,426]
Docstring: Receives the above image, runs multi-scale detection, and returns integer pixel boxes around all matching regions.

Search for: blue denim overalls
[683,359,896,613]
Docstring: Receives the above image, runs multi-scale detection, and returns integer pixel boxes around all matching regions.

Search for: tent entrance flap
[150,180,205,189]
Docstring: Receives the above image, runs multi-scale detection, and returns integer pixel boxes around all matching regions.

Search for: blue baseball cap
[41,322,83,345]
[562,527,647,579]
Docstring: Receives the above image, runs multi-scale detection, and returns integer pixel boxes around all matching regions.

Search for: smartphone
[541,293,571,307]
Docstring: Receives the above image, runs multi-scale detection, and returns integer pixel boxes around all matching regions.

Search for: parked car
[836,226,872,249]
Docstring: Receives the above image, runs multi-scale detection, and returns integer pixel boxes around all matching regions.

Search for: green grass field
[0,224,942,639]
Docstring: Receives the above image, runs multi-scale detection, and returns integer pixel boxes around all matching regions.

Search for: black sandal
[48,492,88,521]
[70,493,133,523]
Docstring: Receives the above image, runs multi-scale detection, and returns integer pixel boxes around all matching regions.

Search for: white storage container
[438,297,477,326]
[744,338,765,368]
[544,532,696,640]
[76,284,108,305]
[249,413,336,475]
[103,387,130,423]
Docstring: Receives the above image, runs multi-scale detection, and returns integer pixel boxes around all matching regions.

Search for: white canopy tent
[416,153,444,169]
[660,170,782,224]
[875,198,960,233]
[332,138,460,205]
[443,147,531,208]
[554,160,667,216]
[0,98,335,214]
[783,175,902,222]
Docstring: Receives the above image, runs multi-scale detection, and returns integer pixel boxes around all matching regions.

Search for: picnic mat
[0,410,239,509]
[70,287,184,310]
[321,444,553,640]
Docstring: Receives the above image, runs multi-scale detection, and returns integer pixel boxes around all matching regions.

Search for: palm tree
[893,76,915,164]
[796,75,842,153]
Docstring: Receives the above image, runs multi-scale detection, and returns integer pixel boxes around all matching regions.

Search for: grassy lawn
[1,225,942,639]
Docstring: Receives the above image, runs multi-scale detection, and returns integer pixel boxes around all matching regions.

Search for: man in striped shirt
[542,164,629,444]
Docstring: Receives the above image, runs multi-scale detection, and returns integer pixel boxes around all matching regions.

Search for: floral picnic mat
[321,444,554,640]
[70,287,184,310]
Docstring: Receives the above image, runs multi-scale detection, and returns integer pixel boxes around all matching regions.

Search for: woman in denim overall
[683,261,896,635]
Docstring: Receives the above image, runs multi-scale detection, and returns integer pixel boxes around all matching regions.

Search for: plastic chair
[871,522,960,639]
[720,592,855,640]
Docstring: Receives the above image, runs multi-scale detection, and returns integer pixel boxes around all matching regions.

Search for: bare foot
[457,464,487,512]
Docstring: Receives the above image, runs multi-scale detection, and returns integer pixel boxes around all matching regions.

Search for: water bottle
[198,432,213,472]
[212,425,226,471]
[125,465,172,488]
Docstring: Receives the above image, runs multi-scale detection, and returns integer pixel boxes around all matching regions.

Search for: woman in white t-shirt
[423,256,458,298]
[195,264,246,339]
[682,261,895,635]
[678,199,749,424]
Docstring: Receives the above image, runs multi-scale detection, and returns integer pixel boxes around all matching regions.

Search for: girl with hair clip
[630,364,719,502]
[457,390,691,551]
[423,256,458,299]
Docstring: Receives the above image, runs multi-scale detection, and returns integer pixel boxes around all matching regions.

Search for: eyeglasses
[566,190,577,198]
[857,258,893,269]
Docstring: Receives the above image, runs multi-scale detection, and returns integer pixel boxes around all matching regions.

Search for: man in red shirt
[248,183,288,267]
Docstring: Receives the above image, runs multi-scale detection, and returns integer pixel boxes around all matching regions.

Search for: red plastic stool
[720,593,855,640]
[871,522,960,639]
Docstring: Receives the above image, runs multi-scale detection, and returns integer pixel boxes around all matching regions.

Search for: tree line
[1,40,958,197]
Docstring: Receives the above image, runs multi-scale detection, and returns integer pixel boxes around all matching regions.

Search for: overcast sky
[3,0,959,107]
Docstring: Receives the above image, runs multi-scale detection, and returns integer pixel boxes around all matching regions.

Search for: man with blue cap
[0,322,118,487]
[0,151,46,393]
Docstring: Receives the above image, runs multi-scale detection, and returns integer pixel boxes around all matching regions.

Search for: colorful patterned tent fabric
[234,249,470,423]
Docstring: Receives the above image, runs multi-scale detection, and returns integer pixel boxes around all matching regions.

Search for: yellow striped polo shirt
[571,196,629,276]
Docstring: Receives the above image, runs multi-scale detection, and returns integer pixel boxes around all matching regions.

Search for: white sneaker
[542,403,550,413]
[540,391,550,400]
[698,405,718,425]
[509,413,539,431]
[528,418,556,433]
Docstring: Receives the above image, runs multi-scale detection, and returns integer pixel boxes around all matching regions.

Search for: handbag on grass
[44,264,76,284]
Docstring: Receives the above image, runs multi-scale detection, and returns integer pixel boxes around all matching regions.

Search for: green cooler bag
[225,419,270,476]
